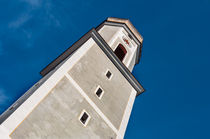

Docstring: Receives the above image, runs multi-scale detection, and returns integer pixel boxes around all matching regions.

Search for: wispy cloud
[47,13,61,27]
[7,0,62,49]
[9,0,61,29]
[8,14,31,29]
[8,0,42,29]
[22,0,42,7]
[44,1,61,27]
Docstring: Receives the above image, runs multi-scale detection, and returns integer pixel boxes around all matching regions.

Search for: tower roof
[107,17,143,43]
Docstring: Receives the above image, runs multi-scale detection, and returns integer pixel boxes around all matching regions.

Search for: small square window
[79,110,91,126]
[80,112,88,124]
[95,86,104,99]
[106,70,112,79]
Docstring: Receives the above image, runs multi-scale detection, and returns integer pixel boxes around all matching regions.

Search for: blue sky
[0,0,210,138]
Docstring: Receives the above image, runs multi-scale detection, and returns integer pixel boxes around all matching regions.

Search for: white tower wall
[98,25,138,71]
[0,18,144,139]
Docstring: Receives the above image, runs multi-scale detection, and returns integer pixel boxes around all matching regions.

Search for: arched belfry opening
[114,43,127,62]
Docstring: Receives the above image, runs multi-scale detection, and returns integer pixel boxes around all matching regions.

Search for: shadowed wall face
[68,43,133,130]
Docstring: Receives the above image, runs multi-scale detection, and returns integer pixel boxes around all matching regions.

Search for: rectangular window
[106,70,112,79]
[95,86,104,99]
[79,110,91,126]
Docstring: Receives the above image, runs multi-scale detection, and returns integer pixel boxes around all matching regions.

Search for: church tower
[0,17,144,139]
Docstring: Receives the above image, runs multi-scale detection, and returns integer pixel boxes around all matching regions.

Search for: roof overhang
[107,17,143,43]
[40,17,144,77]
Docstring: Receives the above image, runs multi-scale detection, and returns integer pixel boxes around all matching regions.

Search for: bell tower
[97,17,143,71]
[0,17,144,139]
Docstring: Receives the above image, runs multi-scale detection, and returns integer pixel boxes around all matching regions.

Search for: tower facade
[0,17,144,139]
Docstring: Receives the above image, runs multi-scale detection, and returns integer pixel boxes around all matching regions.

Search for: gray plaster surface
[68,43,132,130]
[11,77,116,139]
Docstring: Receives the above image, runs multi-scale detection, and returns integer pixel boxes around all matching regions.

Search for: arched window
[114,43,127,61]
